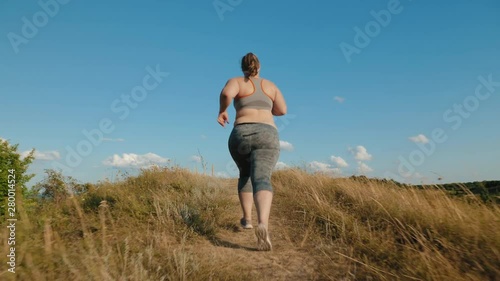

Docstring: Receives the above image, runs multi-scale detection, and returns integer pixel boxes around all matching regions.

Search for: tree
[32,169,92,203]
[0,139,35,216]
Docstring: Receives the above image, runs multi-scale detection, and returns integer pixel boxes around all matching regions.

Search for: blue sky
[1,0,499,186]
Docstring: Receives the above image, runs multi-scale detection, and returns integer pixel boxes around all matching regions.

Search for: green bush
[32,169,91,203]
[0,139,35,217]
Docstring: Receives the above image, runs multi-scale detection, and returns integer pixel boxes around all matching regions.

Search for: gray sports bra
[234,77,273,111]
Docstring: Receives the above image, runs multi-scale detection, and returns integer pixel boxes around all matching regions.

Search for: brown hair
[241,52,260,78]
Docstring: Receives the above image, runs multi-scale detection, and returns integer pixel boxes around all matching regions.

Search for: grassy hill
[414,181,500,204]
[1,167,498,280]
[348,175,500,204]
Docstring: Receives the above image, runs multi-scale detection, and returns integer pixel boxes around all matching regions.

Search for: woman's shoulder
[260,77,277,88]
[230,76,276,87]
[227,76,247,84]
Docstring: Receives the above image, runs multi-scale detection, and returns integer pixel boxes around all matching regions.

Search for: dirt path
[195,180,322,280]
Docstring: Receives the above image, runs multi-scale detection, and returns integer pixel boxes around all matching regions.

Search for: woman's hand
[217,111,230,127]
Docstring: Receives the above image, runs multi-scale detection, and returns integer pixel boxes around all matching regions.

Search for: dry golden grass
[273,169,500,280]
[0,167,498,280]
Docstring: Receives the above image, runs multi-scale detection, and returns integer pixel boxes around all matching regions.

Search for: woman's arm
[217,78,239,127]
[219,78,239,113]
[271,84,287,116]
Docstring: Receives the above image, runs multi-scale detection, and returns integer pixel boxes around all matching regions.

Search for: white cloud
[102,138,125,142]
[274,161,289,170]
[334,96,345,103]
[399,172,428,183]
[280,140,294,151]
[215,171,230,178]
[102,153,169,168]
[21,150,61,161]
[357,162,373,174]
[409,134,429,144]
[330,156,348,168]
[191,155,202,163]
[308,161,341,175]
[349,145,372,161]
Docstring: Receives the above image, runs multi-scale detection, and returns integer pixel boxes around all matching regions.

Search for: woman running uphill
[217,53,287,251]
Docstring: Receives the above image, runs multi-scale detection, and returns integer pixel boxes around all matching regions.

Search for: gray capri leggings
[228,122,280,194]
